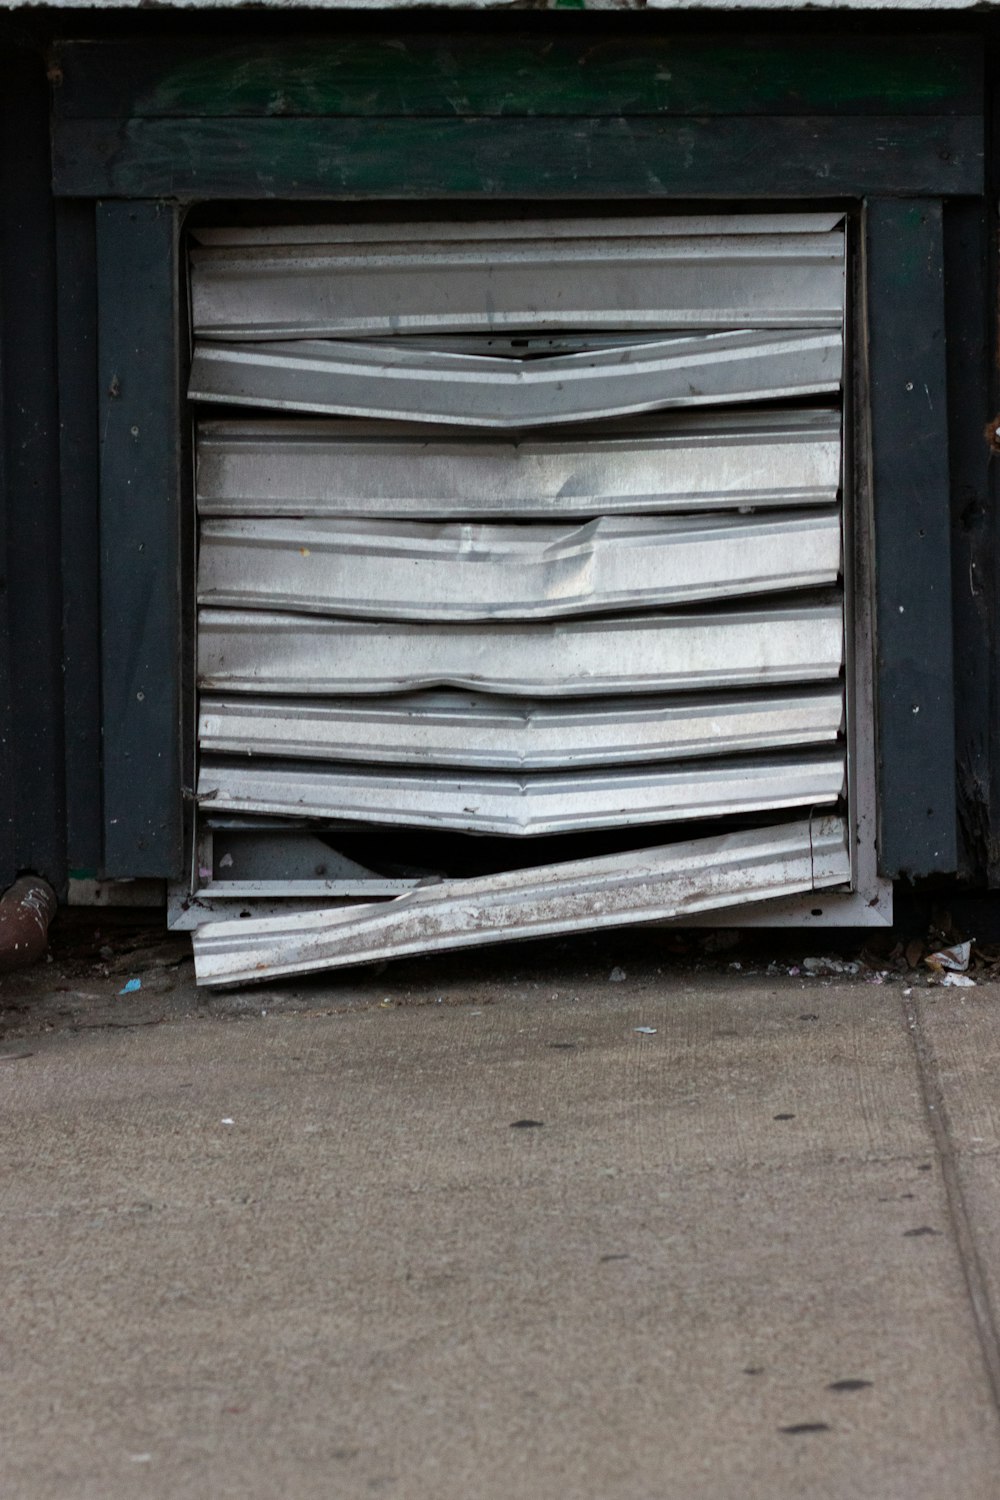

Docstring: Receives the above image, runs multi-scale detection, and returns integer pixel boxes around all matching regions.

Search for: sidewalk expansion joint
[902,990,1000,1422]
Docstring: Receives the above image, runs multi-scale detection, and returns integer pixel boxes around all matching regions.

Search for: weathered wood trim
[943,199,992,882]
[96,200,184,879]
[0,45,66,889]
[54,114,983,201]
[865,198,958,878]
[55,199,103,876]
[52,33,984,120]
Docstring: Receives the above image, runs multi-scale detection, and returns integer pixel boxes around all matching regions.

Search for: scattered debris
[939,972,976,988]
[609,966,627,983]
[510,1119,544,1129]
[633,1025,657,1035]
[119,978,142,994]
[802,956,860,977]
[221,1117,234,1126]
[926,941,972,974]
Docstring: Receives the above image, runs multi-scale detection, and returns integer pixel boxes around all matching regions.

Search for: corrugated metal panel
[197,602,846,697]
[196,750,846,834]
[197,686,846,768]
[188,330,843,427]
[197,511,842,620]
[190,217,845,339]
[192,815,850,987]
[196,409,842,520]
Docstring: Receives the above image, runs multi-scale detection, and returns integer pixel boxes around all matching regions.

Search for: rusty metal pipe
[0,876,57,973]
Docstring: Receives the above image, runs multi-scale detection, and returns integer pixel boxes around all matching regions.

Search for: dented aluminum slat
[196,410,842,520]
[197,686,846,769]
[192,215,846,248]
[190,220,845,339]
[188,330,843,427]
[197,510,842,621]
[198,602,845,697]
[196,750,846,836]
[192,815,850,986]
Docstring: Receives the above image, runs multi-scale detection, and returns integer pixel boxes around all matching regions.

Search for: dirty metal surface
[188,330,843,427]
[191,814,850,985]
[197,686,846,768]
[197,510,842,620]
[190,216,846,340]
[196,749,846,835]
[195,409,842,520]
[197,601,846,697]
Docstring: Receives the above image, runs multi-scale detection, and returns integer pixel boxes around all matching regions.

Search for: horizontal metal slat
[192,215,846,248]
[197,409,842,520]
[197,686,846,769]
[192,815,850,986]
[188,330,843,427]
[190,221,845,339]
[197,510,842,621]
[196,751,846,836]
[198,603,845,697]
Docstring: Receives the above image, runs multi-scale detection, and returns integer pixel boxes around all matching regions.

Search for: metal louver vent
[196,410,842,520]
[193,816,851,988]
[184,211,861,975]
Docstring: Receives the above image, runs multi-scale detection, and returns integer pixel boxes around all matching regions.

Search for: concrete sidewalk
[3,929,1000,1498]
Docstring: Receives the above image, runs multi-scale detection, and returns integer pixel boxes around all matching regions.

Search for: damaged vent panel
[186,210,853,973]
[196,410,842,520]
[188,330,843,427]
[197,511,842,620]
[197,603,846,697]
[196,750,846,837]
[197,686,846,769]
[192,816,852,987]
[190,214,846,339]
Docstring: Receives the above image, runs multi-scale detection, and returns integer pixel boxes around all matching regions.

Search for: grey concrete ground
[4,919,1000,1498]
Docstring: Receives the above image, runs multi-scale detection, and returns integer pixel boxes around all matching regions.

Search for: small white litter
[609,967,627,983]
[940,973,976,988]
[634,1026,658,1035]
[926,941,972,973]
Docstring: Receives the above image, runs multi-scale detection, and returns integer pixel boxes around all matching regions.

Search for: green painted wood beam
[52,33,982,121]
[53,114,983,201]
